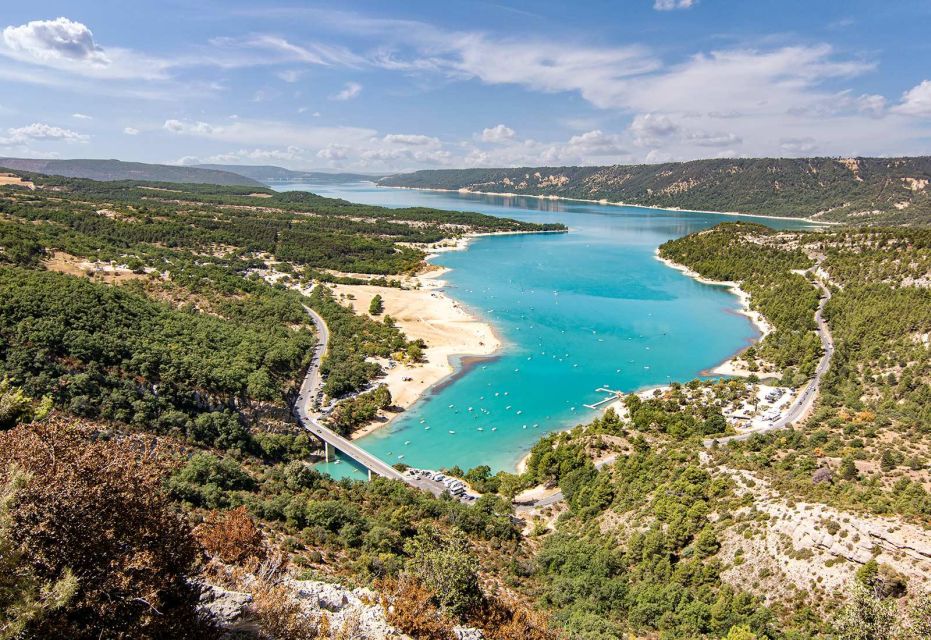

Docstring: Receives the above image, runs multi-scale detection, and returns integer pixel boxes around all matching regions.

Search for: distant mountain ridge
[0,158,263,187]
[379,157,931,225]
[194,163,384,184]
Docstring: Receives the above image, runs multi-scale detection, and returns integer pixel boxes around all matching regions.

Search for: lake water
[272,182,813,479]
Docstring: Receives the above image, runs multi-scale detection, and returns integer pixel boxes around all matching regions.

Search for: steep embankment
[380,157,931,225]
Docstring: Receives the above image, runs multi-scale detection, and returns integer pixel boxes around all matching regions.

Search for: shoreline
[332,234,514,441]
[378,184,839,225]
[653,249,773,377]
[514,383,672,475]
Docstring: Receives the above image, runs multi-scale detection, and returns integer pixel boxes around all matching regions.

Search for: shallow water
[272,182,814,479]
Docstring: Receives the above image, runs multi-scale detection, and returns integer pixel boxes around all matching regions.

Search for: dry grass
[0,174,35,190]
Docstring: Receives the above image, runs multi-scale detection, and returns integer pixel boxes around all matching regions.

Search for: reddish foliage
[0,418,210,639]
[194,506,266,565]
[376,576,456,640]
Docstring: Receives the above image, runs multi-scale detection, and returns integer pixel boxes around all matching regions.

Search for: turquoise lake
[272,183,814,479]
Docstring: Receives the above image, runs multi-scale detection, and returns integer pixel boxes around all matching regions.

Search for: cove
[272,182,815,480]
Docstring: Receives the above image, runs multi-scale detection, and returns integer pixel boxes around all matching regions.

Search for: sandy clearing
[0,174,35,190]
[44,251,149,284]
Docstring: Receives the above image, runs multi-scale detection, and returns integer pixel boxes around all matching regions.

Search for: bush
[405,535,483,619]
[0,419,208,638]
[167,453,255,508]
[377,576,455,640]
[369,294,384,316]
[194,506,266,565]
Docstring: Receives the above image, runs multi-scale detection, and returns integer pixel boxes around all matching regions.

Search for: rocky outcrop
[715,465,931,605]
[198,576,487,640]
[287,580,405,639]
[199,584,254,627]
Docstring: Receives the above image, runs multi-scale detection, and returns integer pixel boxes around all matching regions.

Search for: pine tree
[840,456,858,481]
[369,294,384,315]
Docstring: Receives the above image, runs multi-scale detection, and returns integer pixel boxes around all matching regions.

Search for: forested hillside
[0,171,562,448]
[380,156,931,225]
[0,157,264,186]
[662,223,931,518]
[194,163,382,184]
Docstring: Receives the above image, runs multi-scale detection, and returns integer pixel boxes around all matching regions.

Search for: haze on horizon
[0,0,930,173]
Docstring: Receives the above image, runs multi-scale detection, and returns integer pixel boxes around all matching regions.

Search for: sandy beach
[327,267,500,440]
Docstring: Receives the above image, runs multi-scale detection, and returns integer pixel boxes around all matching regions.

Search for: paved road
[703,274,834,447]
[294,306,445,495]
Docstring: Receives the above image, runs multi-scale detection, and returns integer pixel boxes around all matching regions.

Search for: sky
[0,0,930,172]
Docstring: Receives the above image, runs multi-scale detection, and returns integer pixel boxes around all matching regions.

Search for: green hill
[380,156,931,225]
[0,158,264,187]
[195,163,384,184]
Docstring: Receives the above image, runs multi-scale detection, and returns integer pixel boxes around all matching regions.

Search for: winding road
[704,272,833,446]
[294,305,445,496]
[521,269,835,509]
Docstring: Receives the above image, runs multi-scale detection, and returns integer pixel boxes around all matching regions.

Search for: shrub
[377,576,455,640]
[194,506,266,565]
[0,419,208,638]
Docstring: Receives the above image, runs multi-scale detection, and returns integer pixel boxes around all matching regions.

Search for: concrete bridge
[294,305,444,496]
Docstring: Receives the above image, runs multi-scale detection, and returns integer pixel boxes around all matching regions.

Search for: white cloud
[441,36,658,110]
[565,129,627,156]
[330,81,362,101]
[480,124,516,143]
[159,117,377,151]
[123,127,139,135]
[0,17,170,80]
[654,0,696,10]
[630,113,680,145]
[209,35,364,68]
[71,112,92,120]
[317,144,351,160]
[277,69,303,83]
[203,146,306,164]
[164,119,217,134]
[0,122,89,144]
[893,80,931,117]
[856,93,887,118]
[779,137,818,153]
[2,17,108,64]
[383,133,440,146]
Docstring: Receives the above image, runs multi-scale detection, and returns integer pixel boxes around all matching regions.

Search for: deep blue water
[272,182,814,479]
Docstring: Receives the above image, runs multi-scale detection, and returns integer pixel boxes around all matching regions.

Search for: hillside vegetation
[380,156,931,224]
[0,157,264,187]
[194,163,383,184]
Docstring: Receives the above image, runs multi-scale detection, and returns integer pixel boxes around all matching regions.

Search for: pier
[584,387,623,410]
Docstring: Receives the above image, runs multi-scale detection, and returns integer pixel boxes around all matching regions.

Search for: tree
[407,342,425,363]
[1,471,77,639]
[369,294,384,315]
[834,581,897,640]
[880,449,897,473]
[840,456,858,481]
[406,535,483,619]
[723,624,759,640]
[0,379,51,431]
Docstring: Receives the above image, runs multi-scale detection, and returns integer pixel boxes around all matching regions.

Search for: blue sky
[0,0,929,171]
